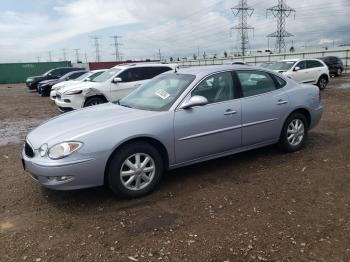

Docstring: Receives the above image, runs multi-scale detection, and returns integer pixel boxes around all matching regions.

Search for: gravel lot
[1,76,349,262]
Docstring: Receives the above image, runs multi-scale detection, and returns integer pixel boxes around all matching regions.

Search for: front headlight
[64,90,82,95]
[48,142,83,160]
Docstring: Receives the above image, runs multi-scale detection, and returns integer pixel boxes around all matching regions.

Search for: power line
[110,35,122,62]
[231,0,254,56]
[73,48,80,62]
[90,36,101,62]
[266,0,296,53]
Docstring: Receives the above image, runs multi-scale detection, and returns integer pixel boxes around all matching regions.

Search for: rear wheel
[317,75,328,90]
[278,113,308,152]
[84,96,106,107]
[336,68,342,76]
[107,142,164,198]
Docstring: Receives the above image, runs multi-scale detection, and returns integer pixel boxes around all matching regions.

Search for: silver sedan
[22,65,323,198]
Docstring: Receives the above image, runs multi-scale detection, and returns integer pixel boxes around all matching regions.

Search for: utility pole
[110,35,122,62]
[48,51,52,62]
[231,0,254,57]
[267,0,296,53]
[90,36,101,62]
[61,48,67,61]
[73,48,80,62]
[158,49,162,62]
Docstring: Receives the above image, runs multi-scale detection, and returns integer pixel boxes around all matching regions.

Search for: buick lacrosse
[22,65,323,198]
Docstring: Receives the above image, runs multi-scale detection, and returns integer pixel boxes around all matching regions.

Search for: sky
[0,0,349,63]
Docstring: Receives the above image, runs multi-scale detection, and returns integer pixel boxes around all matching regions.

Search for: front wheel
[107,142,164,198]
[278,113,308,152]
[84,96,106,107]
[317,76,328,90]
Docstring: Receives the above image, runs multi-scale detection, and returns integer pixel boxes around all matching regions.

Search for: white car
[265,59,330,90]
[50,70,106,101]
[55,63,176,112]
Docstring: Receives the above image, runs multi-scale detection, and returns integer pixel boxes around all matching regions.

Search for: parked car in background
[50,70,106,101]
[22,65,323,198]
[26,67,82,91]
[260,61,274,68]
[265,59,330,90]
[318,56,344,76]
[38,70,87,97]
[55,63,176,112]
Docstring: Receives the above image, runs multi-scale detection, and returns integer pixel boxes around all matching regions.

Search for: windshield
[266,61,296,71]
[75,72,90,81]
[92,68,121,82]
[117,73,196,111]
[89,71,105,80]
[59,72,74,80]
[43,69,54,76]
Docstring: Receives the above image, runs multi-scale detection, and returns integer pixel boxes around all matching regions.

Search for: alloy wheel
[120,153,156,191]
[287,119,305,146]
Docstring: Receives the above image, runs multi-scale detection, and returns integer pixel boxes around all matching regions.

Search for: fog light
[48,176,73,182]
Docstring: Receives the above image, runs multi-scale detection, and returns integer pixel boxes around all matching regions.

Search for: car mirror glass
[179,95,208,109]
[294,66,301,71]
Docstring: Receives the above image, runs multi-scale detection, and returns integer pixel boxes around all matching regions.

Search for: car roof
[112,63,176,70]
[175,65,258,77]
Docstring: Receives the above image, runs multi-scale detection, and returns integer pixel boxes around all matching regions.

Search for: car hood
[52,80,77,90]
[57,81,100,94]
[27,103,157,148]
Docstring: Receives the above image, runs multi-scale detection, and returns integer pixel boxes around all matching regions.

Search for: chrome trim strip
[242,118,277,127]
[178,125,241,141]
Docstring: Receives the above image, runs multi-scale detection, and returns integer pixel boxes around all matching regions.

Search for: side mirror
[294,66,301,71]
[85,77,91,82]
[179,95,208,109]
[112,77,122,83]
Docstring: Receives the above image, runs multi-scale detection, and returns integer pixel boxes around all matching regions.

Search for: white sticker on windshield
[155,89,170,99]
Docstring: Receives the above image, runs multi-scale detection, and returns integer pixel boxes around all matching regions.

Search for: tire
[317,75,328,90]
[107,142,164,198]
[336,68,342,76]
[278,112,308,153]
[84,96,106,107]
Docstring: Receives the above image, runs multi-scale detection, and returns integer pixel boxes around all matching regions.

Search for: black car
[37,70,87,97]
[26,67,82,90]
[318,56,344,76]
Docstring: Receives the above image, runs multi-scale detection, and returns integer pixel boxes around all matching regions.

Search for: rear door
[174,71,242,163]
[306,60,326,83]
[237,70,289,146]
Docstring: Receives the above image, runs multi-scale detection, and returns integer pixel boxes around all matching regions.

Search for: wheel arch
[104,136,170,185]
[284,108,311,129]
[319,73,329,82]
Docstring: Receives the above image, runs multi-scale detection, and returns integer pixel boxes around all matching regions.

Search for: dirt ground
[0,76,349,262]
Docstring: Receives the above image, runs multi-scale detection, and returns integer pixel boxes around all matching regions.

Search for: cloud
[0,0,349,62]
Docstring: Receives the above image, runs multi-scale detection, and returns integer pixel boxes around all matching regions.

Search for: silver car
[22,65,323,198]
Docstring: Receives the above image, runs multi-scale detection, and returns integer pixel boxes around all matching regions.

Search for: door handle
[224,109,237,115]
[277,99,288,105]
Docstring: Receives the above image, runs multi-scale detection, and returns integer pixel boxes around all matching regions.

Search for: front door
[174,71,242,164]
[290,60,311,83]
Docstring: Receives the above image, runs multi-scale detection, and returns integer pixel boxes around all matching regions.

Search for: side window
[118,69,140,82]
[192,72,234,104]
[146,67,172,79]
[237,71,276,97]
[52,69,62,77]
[273,74,287,88]
[307,60,323,68]
[295,61,306,70]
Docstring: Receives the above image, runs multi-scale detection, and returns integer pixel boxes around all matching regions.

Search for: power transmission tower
[266,0,296,53]
[91,36,101,62]
[110,35,122,62]
[231,0,254,57]
[73,49,80,62]
[36,56,41,63]
[62,48,67,61]
[48,51,52,62]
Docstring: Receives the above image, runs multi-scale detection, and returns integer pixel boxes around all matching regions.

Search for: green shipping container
[0,61,72,84]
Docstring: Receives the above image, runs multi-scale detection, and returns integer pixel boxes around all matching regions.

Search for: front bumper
[38,85,52,96]
[26,81,37,90]
[50,90,57,101]
[21,148,104,190]
[55,93,84,110]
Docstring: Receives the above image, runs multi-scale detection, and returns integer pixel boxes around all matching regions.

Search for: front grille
[25,142,35,158]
